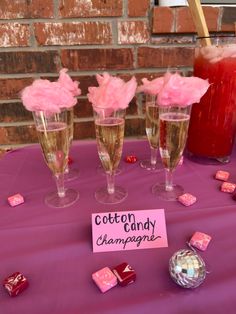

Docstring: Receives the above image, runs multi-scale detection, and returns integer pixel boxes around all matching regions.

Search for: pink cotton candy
[157,72,210,107]
[87,72,137,111]
[136,77,164,95]
[58,68,81,97]
[21,68,81,113]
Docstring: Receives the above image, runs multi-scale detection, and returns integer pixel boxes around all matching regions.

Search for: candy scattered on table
[3,272,29,297]
[112,262,136,286]
[68,156,73,165]
[221,182,236,193]
[189,231,212,251]
[8,194,24,207]
[92,267,117,293]
[169,249,206,289]
[125,155,138,163]
[215,170,230,181]
[178,193,197,206]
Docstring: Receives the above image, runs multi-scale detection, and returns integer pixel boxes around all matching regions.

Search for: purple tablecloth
[0,140,236,314]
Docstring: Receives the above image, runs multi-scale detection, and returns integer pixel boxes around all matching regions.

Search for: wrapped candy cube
[221,182,236,193]
[215,170,230,181]
[68,156,73,165]
[3,272,29,297]
[190,231,212,251]
[92,267,117,293]
[125,155,137,163]
[178,193,197,206]
[8,194,24,207]
[112,262,136,286]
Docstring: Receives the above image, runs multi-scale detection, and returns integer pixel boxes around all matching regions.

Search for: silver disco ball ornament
[169,249,206,288]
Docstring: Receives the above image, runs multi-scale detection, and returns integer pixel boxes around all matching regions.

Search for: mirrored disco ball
[169,249,206,288]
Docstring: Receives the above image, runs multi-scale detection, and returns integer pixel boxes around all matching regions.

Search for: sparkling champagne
[159,112,190,170]
[37,122,69,175]
[145,104,159,149]
[95,117,124,173]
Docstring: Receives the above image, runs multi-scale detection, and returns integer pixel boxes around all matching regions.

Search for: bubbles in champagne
[159,112,190,170]
[37,122,69,175]
[95,117,124,173]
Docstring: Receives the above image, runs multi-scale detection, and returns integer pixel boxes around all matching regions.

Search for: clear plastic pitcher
[187,36,236,163]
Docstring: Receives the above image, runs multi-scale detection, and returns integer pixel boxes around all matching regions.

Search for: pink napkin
[21,69,81,113]
[87,72,137,111]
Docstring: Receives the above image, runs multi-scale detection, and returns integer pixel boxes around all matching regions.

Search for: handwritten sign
[92,209,168,253]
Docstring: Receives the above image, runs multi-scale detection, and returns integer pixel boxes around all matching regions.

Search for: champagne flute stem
[106,172,115,194]
[55,173,66,198]
[165,169,174,191]
[150,147,158,166]
[64,164,69,174]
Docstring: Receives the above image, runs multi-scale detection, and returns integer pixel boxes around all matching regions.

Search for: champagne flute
[33,110,79,208]
[137,93,163,171]
[152,105,191,201]
[93,106,127,204]
[64,108,79,181]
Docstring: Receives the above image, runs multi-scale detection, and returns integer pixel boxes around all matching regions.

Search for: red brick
[128,0,149,17]
[176,6,219,33]
[74,121,95,140]
[59,0,122,18]
[73,76,97,97]
[0,23,30,47]
[221,7,236,32]
[118,21,150,44]
[0,0,53,19]
[0,51,59,74]
[34,22,112,46]
[0,102,32,122]
[61,48,134,71]
[0,125,37,145]
[125,118,145,137]
[74,99,93,118]
[0,78,33,100]
[152,7,174,33]
[137,47,194,68]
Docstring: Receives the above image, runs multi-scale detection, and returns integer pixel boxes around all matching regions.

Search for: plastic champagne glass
[137,93,163,171]
[64,108,79,181]
[33,109,79,208]
[152,105,191,201]
[93,106,127,204]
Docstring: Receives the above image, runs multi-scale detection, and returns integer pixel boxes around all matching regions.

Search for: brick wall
[0,0,235,149]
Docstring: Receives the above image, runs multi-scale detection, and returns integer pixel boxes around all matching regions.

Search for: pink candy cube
[190,231,212,251]
[221,182,236,193]
[178,193,197,206]
[92,267,117,293]
[8,194,24,207]
[215,170,230,181]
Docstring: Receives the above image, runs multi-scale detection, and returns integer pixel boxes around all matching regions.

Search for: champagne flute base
[95,186,127,204]
[64,168,79,182]
[152,182,184,201]
[45,188,79,208]
[140,159,163,172]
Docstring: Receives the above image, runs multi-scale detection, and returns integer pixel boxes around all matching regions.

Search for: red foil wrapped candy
[3,272,29,297]
[125,155,137,163]
[112,262,136,286]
